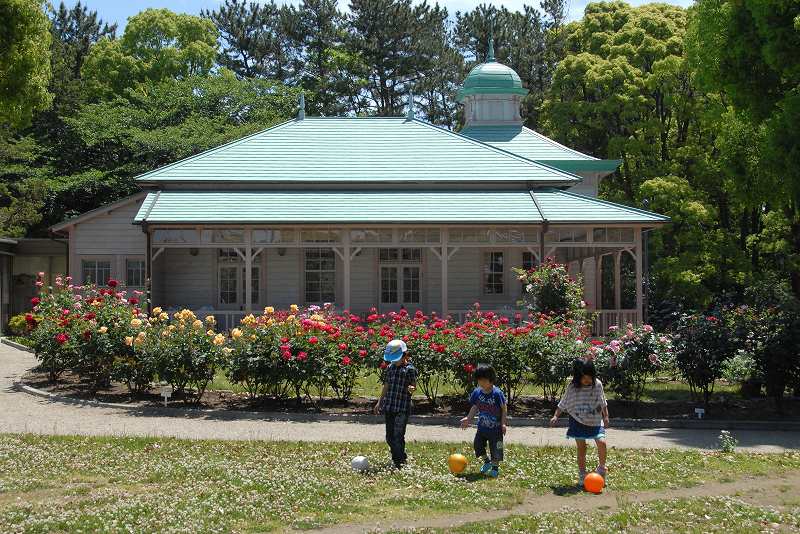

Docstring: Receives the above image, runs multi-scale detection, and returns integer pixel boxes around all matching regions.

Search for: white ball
[351,455,369,472]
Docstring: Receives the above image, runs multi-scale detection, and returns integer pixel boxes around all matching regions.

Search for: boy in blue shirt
[460,364,508,477]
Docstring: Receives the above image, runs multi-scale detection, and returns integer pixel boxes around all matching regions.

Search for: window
[153,229,200,244]
[593,228,635,243]
[449,228,490,243]
[483,252,504,294]
[403,267,421,303]
[126,258,146,288]
[398,228,440,244]
[305,248,336,304]
[381,266,398,303]
[301,229,340,243]
[253,229,296,244]
[351,229,393,244]
[81,259,112,285]
[379,248,421,263]
[545,228,587,243]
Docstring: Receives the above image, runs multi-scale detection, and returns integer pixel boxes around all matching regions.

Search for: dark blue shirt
[381,362,418,413]
[469,386,506,434]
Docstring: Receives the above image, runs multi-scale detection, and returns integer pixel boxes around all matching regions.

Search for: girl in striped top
[550,359,609,486]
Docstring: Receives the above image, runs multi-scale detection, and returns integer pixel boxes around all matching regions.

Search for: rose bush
[595,324,673,402]
[515,257,585,317]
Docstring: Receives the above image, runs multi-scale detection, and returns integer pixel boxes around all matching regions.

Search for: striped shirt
[558,380,608,427]
[381,362,418,413]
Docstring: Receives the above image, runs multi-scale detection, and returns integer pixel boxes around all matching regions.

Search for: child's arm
[460,405,478,429]
[501,403,508,435]
[601,405,610,426]
[374,382,388,415]
[549,407,562,426]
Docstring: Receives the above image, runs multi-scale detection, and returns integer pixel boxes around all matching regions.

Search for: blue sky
[65,0,694,31]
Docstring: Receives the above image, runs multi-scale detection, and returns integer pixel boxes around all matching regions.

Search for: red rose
[308,336,318,345]
[107,279,118,288]
[338,343,348,351]
[342,356,352,365]
[282,351,292,361]
[590,339,604,346]
[706,316,718,322]
[30,297,40,306]
[129,297,139,305]
[83,330,92,340]
[54,333,69,345]
[379,361,388,369]
[546,331,557,338]
[281,337,289,343]
[83,312,96,321]
[463,363,475,374]
[358,349,367,358]
[297,351,308,361]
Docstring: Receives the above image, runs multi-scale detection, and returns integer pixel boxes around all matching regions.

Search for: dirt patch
[306,471,800,534]
[23,368,800,421]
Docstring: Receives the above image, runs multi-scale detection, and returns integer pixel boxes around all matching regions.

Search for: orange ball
[584,472,605,494]
[448,453,468,474]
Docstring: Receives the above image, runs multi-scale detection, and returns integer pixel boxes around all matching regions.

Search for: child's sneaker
[595,466,607,480]
[488,465,499,478]
[480,460,493,475]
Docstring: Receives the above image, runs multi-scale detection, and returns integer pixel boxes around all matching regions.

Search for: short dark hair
[474,364,496,383]
[571,359,597,388]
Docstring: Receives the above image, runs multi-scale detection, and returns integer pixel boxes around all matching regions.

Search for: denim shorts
[566,416,606,440]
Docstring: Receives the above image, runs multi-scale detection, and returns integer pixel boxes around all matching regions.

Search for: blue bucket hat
[383,339,407,362]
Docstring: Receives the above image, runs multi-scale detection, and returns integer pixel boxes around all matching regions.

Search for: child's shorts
[566,416,606,440]
[474,429,504,463]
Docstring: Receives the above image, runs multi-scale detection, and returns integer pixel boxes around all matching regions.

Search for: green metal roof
[134,189,668,225]
[459,125,620,174]
[456,61,529,102]
[135,117,580,186]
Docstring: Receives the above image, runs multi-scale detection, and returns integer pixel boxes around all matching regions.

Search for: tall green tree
[347,0,454,117]
[203,0,296,81]
[0,0,52,129]
[687,0,800,296]
[81,9,218,99]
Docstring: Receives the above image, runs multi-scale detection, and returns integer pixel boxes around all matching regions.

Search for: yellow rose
[286,315,295,323]
[152,307,162,315]
[192,319,203,330]
[266,318,275,325]
[168,324,176,331]
[231,328,243,339]
[250,334,257,341]
[222,347,233,356]
[311,314,322,321]
[161,329,171,338]
[264,306,274,314]
[130,318,142,328]
[159,312,168,321]
[124,336,134,346]
[205,315,216,325]
[98,326,108,334]
[207,329,215,336]
[290,304,298,313]
[213,333,225,346]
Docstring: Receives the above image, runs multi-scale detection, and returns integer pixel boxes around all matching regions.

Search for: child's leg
[595,438,607,470]
[473,431,489,462]
[489,434,504,466]
[575,439,587,472]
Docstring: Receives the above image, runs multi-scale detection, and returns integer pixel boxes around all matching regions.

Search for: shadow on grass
[550,484,583,496]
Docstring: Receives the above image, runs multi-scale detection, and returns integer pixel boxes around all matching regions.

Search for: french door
[218,249,260,310]
[379,248,422,313]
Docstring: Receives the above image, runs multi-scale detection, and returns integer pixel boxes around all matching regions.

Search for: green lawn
[1,434,799,532]
[389,496,800,533]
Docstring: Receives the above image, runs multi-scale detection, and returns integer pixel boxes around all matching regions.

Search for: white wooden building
[51,47,668,332]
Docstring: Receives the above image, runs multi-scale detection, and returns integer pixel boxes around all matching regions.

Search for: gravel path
[1,343,798,451]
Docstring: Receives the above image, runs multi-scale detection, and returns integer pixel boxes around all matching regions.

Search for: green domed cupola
[457,39,528,102]
[457,35,528,127]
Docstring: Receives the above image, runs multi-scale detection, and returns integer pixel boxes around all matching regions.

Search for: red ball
[584,472,605,494]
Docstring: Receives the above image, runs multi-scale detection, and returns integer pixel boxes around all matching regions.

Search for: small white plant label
[161,385,173,407]
[694,408,705,419]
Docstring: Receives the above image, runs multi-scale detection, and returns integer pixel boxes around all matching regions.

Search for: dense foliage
[3,0,800,356]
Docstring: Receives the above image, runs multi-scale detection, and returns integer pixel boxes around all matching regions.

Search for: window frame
[482,250,506,296]
[304,248,336,305]
[80,257,113,286]
[124,256,146,289]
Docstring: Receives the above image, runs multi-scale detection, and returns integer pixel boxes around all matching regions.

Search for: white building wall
[567,172,600,197]
[69,198,146,284]
[351,248,377,312]
[265,248,302,308]
[154,248,215,310]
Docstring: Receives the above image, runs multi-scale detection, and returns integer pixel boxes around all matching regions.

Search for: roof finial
[406,90,415,120]
[297,91,305,120]
[487,18,495,62]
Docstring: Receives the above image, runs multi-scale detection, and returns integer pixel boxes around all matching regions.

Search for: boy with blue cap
[374,339,418,468]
